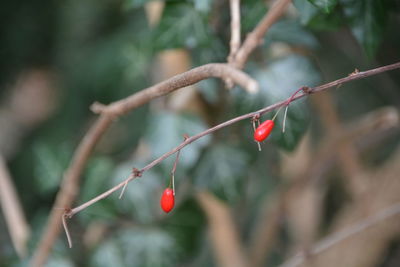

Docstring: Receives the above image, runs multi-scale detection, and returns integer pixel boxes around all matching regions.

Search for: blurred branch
[63,62,400,245]
[196,191,248,267]
[0,155,30,258]
[311,92,366,196]
[228,0,241,64]
[280,202,400,267]
[92,63,259,117]
[233,0,292,69]
[32,42,400,266]
[248,193,283,267]
[31,63,258,266]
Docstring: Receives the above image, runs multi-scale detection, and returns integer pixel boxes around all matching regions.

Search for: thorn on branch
[349,68,360,76]
[132,168,143,178]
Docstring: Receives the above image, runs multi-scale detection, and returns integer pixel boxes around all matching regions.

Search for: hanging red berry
[160,188,175,213]
[254,119,275,142]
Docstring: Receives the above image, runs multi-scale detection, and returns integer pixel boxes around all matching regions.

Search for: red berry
[160,188,175,213]
[254,120,274,142]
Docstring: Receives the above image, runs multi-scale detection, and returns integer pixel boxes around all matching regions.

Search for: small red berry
[160,188,175,213]
[254,120,274,142]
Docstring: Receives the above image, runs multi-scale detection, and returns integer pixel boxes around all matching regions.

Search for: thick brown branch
[67,62,400,219]
[31,63,258,266]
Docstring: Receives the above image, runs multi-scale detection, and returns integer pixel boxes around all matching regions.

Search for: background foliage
[0,0,400,266]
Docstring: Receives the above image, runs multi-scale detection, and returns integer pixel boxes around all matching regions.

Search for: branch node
[90,102,107,114]
[61,212,73,248]
[302,86,312,94]
[349,68,360,76]
[132,168,143,178]
[251,114,261,122]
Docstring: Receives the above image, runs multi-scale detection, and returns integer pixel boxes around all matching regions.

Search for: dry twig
[62,62,400,244]
[31,63,258,266]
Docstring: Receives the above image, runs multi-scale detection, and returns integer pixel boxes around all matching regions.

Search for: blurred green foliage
[0,0,399,266]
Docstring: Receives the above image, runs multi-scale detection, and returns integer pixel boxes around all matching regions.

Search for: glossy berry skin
[160,188,175,213]
[254,120,274,142]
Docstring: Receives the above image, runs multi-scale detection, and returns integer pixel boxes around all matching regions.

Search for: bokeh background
[1,0,400,266]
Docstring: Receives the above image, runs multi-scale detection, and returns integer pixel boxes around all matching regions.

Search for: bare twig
[228,0,241,63]
[233,0,292,69]
[0,155,30,258]
[249,193,283,267]
[279,202,400,267]
[31,63,258,266]
[61,214,72,249]
[66,62,400,220]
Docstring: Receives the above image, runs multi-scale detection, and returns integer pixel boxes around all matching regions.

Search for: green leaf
[90,239,125,267]
[264,19,319,49]
[153,3,211,50]
[78,157,117,223]
[341,0,388,57]
[242,55,320,151]
[308,0,337,13]
[111,163,163,223]
[123,0,154,10]
[119,229,178,266]
[194,144,249,202]
[145,111,211,171]
[163,198,206,257]
[293,0,343,30]
[80,157,114,201]
[91,228,178,267]
[33,142,72,194]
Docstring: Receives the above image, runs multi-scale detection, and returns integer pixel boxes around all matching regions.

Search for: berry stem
[282,105,288,133]
[170,149,181,195]
[252,116,262,151]
[272,107,282,121]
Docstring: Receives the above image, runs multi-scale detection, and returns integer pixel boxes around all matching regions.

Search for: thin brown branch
[67,62,400,220]
[279,202,400,267]
[311,92,366,196]
[233,0,292,69]
[249,193,283,267]
[31,63,258,266]
[228,0,241,63]
[196,191,248,267]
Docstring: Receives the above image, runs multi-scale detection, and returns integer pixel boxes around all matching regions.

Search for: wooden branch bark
[60,62,400,247]
[30,63,258,267]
